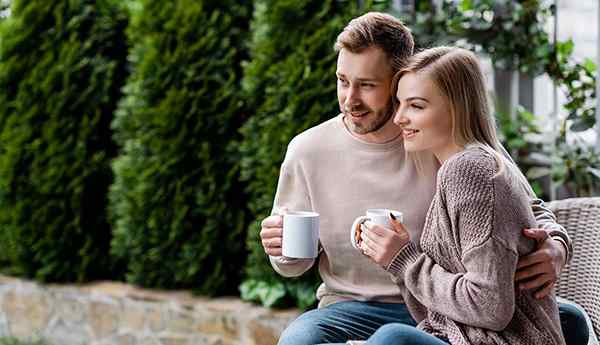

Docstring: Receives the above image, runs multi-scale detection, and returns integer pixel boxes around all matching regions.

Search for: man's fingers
[261,215,283,228]
[516,251,546,270]
[262,237,282,249]
[534,281,555,299]
[519,274,551,291]
[515,263,547,282]
[260,227,282,240]
[266,248,282,256]
[522,228,550,244]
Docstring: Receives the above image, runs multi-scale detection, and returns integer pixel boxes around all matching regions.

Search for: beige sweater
[270,114,570,309]
[388,147,566,345]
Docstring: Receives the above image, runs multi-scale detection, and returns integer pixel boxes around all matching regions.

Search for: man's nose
[344,87,360,109]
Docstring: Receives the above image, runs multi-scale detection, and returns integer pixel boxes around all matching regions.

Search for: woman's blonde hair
[394,46,534,195]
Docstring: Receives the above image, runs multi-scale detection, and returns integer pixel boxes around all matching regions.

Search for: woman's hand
[360,215,411,267]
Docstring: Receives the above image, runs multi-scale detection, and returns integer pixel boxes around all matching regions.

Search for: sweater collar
[336,114,404,152]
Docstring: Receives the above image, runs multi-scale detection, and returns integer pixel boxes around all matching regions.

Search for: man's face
[336,47,395,135]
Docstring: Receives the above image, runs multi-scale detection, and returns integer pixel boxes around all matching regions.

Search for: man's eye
[362,83,375,88]
[338,78,349,86]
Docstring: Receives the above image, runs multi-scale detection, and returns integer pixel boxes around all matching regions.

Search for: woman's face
[393,71,456,157]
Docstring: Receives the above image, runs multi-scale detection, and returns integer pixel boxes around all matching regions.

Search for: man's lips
[347,111,369,118]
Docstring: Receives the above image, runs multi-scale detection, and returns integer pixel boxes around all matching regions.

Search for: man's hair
[334,12,414,72]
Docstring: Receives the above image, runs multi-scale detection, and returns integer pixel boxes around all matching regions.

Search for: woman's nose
[393,109,408,126]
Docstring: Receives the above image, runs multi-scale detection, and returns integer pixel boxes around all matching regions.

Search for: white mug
[282,211,320,258]
[350,208,403,249]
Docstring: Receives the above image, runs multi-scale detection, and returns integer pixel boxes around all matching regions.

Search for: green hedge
[0,0,128,282]
[109,0,251,295]
[239,0,390,308]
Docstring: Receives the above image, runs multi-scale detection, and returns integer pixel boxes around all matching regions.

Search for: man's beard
[344,104,394,135]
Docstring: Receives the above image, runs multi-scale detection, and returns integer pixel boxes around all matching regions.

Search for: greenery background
[0,0,597,309]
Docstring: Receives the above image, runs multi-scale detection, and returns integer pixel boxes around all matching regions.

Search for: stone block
[164,308,195,333]
[89,299,122,339]
[138,336,162,345]
[196,311,239,341]
[3,290,51,338]
[44,319,90,345]
[53,295,87,324]
[159,335,191,345]
[121,302,148,331]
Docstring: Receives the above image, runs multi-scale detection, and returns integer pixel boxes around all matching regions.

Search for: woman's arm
[387,151,531,331]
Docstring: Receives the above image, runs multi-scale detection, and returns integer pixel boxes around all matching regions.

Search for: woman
[357,47,566,345]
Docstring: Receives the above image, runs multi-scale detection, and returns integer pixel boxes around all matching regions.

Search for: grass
[0,338,47,345]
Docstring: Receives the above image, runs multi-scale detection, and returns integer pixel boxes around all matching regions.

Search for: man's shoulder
[286,115,342,159]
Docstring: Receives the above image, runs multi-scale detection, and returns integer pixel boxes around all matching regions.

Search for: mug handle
[350,216,370,249]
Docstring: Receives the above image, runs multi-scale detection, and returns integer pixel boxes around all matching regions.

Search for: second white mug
[350,208,403,249]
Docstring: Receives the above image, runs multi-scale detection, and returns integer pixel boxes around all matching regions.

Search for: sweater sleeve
[498,144,572,262]
[399,152,525,331]
[269,150,316,277]
[530,198,573,263]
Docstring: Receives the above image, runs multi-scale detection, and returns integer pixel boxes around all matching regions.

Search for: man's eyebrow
[335,73,380,83]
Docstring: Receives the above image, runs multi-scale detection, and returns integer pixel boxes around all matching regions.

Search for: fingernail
[389,212,397,220]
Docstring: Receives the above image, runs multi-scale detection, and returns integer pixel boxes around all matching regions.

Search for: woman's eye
[411,104,424,110]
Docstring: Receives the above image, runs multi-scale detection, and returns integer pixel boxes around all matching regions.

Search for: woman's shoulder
[439,146,498,184]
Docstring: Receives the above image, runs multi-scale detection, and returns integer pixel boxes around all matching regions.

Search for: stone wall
[0,275,300,345]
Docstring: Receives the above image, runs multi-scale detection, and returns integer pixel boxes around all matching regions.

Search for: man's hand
[260,214,284,256]
[516,228,566,299]
[360,216,410,268]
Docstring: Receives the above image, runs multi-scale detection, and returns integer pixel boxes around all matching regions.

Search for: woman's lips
[403,128,419,139]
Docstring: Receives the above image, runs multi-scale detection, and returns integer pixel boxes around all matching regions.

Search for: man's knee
[277,310,329,345]
[559,303,590,345]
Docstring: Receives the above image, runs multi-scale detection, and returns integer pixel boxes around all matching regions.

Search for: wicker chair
[547,197,600,345]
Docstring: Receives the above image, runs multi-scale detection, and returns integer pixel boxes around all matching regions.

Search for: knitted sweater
[270,114,571,309]
[388,147,566,345]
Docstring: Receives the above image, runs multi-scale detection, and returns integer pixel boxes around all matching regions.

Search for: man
[260,12,587,345]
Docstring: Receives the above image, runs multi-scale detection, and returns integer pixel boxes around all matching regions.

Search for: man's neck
[342,115,402,144]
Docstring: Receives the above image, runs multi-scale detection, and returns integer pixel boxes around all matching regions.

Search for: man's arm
[529,198,572,263]
[517,186,571,298]
[264,156,316,277]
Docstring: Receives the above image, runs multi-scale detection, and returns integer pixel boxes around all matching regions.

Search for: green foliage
[238,0,390,308]
[0,0,128,281]
[497,106,550,198]
[109,0,251,295]
[546,40,597,133]
[551,137,600,197]
[240,278,319,310]
[403,0,598,197]
[0,338,47,345]
[404,0,596,132]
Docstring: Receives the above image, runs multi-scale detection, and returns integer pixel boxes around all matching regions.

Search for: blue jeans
[560,302,590,345]
[278,301,587,345]
[364,323,448,345]
[277,301,416,345]
[362,302,589,345]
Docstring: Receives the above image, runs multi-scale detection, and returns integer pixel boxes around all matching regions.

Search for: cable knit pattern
[387,147,566,345]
